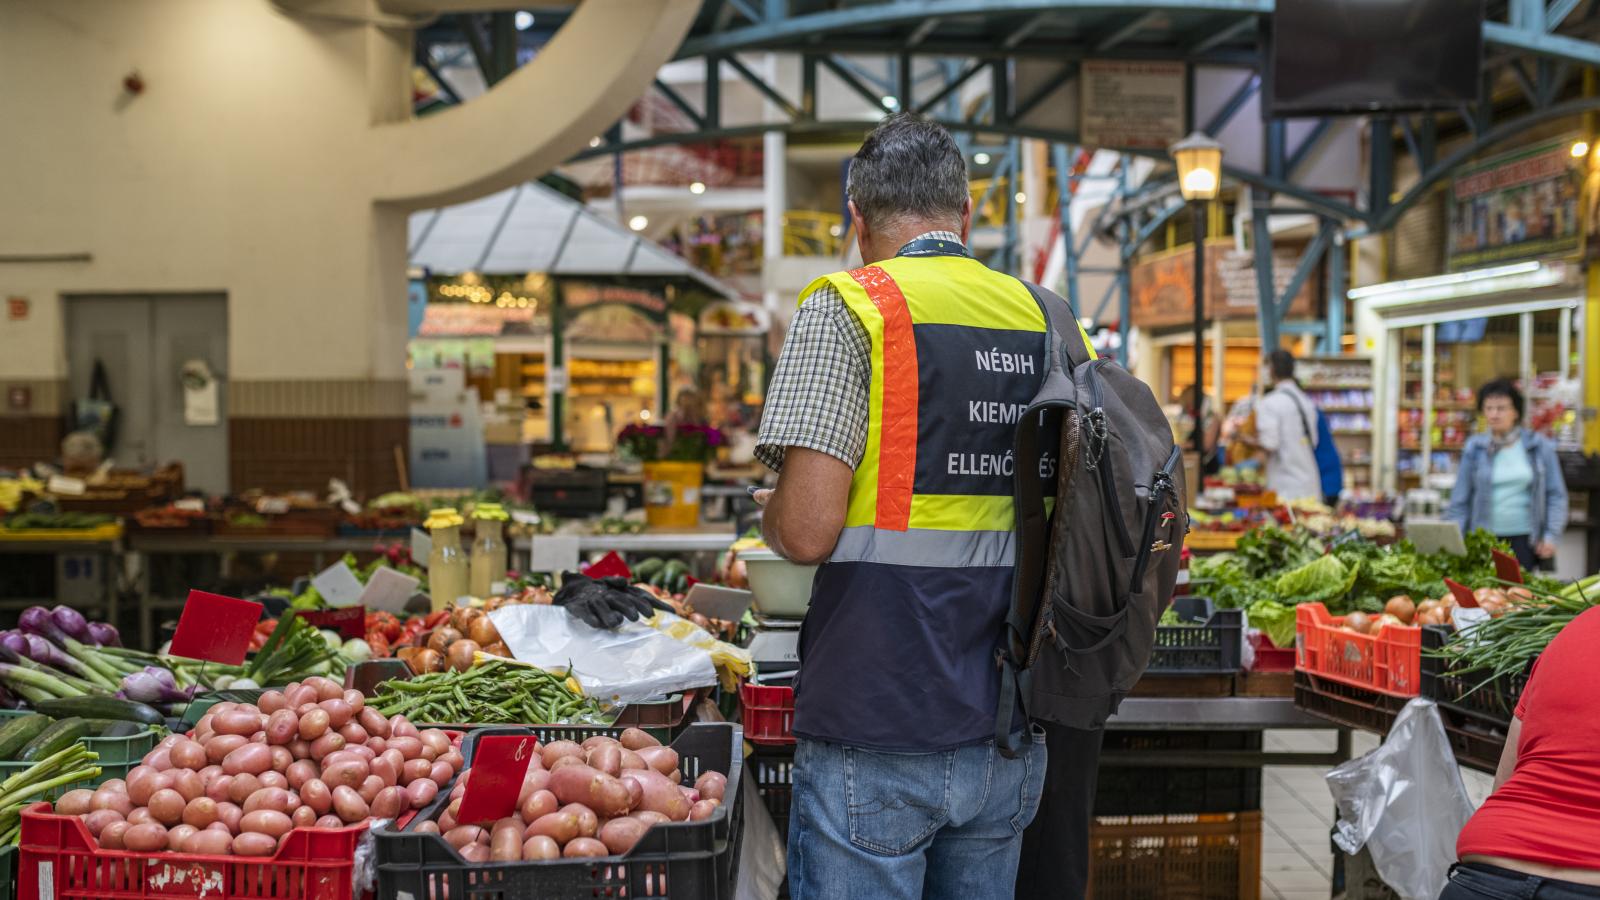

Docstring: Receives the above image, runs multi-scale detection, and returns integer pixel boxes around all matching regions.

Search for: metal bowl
[741,549,818,619]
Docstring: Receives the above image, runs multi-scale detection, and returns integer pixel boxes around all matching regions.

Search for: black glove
[552,573,671,630]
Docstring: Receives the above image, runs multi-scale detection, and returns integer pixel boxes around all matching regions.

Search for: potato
[55,789,95,816]
[622,778,642,810]
[214,709,264,737]
[420,730,453,758]
[307,676,343,702]
[309,732,346,762]
[549,756,586,773]
[147,788,186,826]
[226,773,261,805]
[390,716,420,739]
[222,743,274,777]
[258,771,289,790]
[520,789,558,823]
[297,709,330,741]
[581,735,620,752]
[599,816,648,855]
[182,797,219,829]
[343,689,365,712]
[285,760,318,792]
[283,684,317,708]
[169,738,207,771]
[186,828,234,855]
[563,837,609,858]
[549,764,631,818]
[240,810,293,838]
[414,820,440,835]
[587,745,622,778]
[124,823,169,852]
[490,822,523,861]
[401,758,432,784]
[631,810,669,826]
[332,785,369,823]
[314,814,344,829]
[694,771,727,803]
[99,820,130,850]
[258,690,288,714]
[91,787,134,816]
[358,775,385,804]
[618,728,660,751]
[522,834,560,860]
[292,805,317,828]
[689,799,718,821]
[300,779,333,816]
[318,698,353,728]
[320,759,368,791]
[444,825,484,850]
[524,811,580,845]
[232,832,278,857]
[215,801,243,833]
[338,723,368,745]
[83,809,124,838]
[539,740,584,769]
[243,787,292,815]
[127,807,154,826]
[167,823,198,852]
[459,843,491,863]
[204,735,248,766]
[358,707,391,739]
[621,769,690,821]
[635,746,678,778]
[618,749,647,771]
[405,778,439,809]
[388,737,423,761]
[371,786,406,820]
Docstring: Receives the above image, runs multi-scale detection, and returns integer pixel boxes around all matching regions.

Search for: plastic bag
[1325,698,1475,900]
[488,604,718,703]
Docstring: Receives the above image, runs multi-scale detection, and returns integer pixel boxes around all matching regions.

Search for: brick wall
[230,417,408,498]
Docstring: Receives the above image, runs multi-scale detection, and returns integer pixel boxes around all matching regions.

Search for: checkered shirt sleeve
[755,283,872,472]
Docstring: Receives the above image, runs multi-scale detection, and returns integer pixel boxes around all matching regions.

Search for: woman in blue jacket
[1445,379,1568,571]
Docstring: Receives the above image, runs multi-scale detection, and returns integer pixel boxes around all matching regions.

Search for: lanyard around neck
[896,237,972,259]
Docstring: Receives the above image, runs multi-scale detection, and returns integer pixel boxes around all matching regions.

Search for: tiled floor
[1259,729,1496,899]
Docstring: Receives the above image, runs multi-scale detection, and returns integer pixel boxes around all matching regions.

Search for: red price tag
[169,590,262,665]
[583,551,631,580]
[296,606,366,639]
[1491,549,1524,585]
[1443,578,1480,609]
[455,734,538,825]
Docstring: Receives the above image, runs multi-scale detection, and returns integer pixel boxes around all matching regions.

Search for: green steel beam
[1483,21,1600,67]
[1547,0,1584,30]
[652,78,704,129]
[819,56,896,114]
[1284,118,1332,175]
[1201,74,1259,136]
[914,60,987,114]
[1095,10,1162,52]
[1188,15,1255,54]
[1015,62,1078,120]
[723,53,800,119]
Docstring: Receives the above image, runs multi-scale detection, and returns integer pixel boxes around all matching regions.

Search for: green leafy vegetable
[1274,555,1361,605]
[1249,599,1298,650]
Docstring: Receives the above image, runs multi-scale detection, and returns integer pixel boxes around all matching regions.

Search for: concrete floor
[1259,729,1496,900]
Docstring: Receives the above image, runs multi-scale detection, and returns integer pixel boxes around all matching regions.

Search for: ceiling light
[514,11,535,30]
[1572,140,1590,159]
[829,224,843,237]
[588,137,602,148]
[1014,192,1026,204]
[882,95,899,110]
[628,215,649,231]
[689,182,706,194]
[973,152,991,165]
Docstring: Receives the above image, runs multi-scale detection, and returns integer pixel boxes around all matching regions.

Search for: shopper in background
[751,113,1055,900]
[1245,350,1323,502]
[1174,384,1222,475]
[1446,604,1600,897]
[1445,379,1568,571]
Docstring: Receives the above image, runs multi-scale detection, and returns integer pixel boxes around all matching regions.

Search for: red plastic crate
[740,682,795,745]
[18,802,387,900]
[1248,632,1296,672]
[1294,602,1422,697]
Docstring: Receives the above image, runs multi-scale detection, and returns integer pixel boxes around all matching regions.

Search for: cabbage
[1273,555,1361,604]
[1249,600,1298,650]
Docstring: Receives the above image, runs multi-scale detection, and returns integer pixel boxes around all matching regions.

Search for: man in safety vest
[754,114,1064,900]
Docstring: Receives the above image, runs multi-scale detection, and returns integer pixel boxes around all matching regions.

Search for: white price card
[361,566,422,614]
[529,535,580,574]
[174,497,206,513]
[1451,606,1491,635]
[46,475,86,496]
[411,527,433,564]
[311,561,365,608]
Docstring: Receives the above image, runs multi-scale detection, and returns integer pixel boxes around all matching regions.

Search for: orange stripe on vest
[848,265,917,532]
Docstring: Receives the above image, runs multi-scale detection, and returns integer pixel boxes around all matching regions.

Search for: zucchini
[95,720,145,739]
[20,717,94,762]
[633,558,666,580]
[33,696,165,726]
[0,714,54,760]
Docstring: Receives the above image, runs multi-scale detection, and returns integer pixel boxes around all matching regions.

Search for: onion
[1384,596,1415,625]
[426,627,464,654]
[1343,611,1372,635]
[445,640,480,673]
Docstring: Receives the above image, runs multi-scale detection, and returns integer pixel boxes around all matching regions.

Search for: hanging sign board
[1080,60,1186,150]
[1448,136,1584,270]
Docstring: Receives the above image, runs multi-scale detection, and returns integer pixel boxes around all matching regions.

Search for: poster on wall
[1128,240,1318,329]
[1448,137,1584,270]
[1079,61,1186,150]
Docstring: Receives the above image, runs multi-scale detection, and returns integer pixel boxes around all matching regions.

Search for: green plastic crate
[0,842,13,900]
[177,689,267,727]
[0,722,160,800]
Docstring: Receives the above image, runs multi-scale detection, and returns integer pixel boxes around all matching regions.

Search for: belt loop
[1520,873,1540,900]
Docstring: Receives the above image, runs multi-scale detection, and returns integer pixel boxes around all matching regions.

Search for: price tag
[169,590,262,665]
[1492,549,1524,584]
[255,497,290,515]
[46,475,86,496]
[1443,578,1480,608]
[361,566,421,614]
[455,734,538,825]
[1451,605,1491,634]
[511,510,541,527]
[531,536,582,575]
[174,497,206,513]
[1329,529,1363,549]
[296,605,365,639]
[312,561,365,608]
[411,528,433,563]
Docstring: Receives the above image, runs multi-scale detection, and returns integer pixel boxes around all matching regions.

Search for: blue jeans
[787,729,1048,900]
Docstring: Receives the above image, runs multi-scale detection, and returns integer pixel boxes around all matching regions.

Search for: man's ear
[958,195,973,242]
[849,200,870,259]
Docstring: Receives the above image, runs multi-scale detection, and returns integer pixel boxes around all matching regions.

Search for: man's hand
[1536,540,1557,560]
[762,448,852,565]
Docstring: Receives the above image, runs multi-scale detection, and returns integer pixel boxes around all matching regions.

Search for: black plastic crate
[1419,624,1527,730]
[1293,671,1409,735]
[375,722,744,900]
[749,746,795,842]
[1096,731,1262,815]
[1146,596,1243,675]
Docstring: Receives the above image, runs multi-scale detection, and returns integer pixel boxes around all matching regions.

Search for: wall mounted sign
[1128,240,1319,329]
[5,297,26,321]
[1449,137,1584,270]
[1080,60,1186,150]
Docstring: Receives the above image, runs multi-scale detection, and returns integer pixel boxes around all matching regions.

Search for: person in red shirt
[1447,605,1600,898]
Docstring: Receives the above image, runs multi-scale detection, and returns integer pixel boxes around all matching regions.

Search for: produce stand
[0,531,121,622]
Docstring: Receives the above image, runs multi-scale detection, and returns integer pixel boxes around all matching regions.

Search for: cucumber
[33,696,165,726]
[633,558,666,580]
[20,717,94,762]
[0,714,54,760]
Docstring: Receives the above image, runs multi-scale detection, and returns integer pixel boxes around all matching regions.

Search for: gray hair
[846,113,968,232]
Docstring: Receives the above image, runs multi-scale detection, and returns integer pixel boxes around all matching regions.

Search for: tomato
[365,632,392,658]
[423,610,451,630]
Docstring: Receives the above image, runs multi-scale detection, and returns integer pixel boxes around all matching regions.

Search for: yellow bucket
[642,461,704,528]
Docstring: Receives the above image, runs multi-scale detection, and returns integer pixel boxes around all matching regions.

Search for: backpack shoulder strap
[1019,281,1093,371]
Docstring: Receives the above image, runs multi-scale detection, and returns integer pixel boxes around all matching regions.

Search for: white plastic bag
[488,604,718,703]
[1325,698,1476,900]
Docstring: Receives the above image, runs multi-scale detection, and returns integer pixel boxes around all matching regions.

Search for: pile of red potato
[50,676,460,857]
[418,726,727,862]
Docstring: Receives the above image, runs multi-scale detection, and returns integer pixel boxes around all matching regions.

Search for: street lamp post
[1170,132,1224,459]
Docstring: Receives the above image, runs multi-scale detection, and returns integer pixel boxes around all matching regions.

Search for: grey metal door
[65,295,229,494]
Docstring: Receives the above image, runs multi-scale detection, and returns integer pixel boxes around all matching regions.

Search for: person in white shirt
[1246,350,1322,502]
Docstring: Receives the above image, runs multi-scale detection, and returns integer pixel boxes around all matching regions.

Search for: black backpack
[996,284,1188,755]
